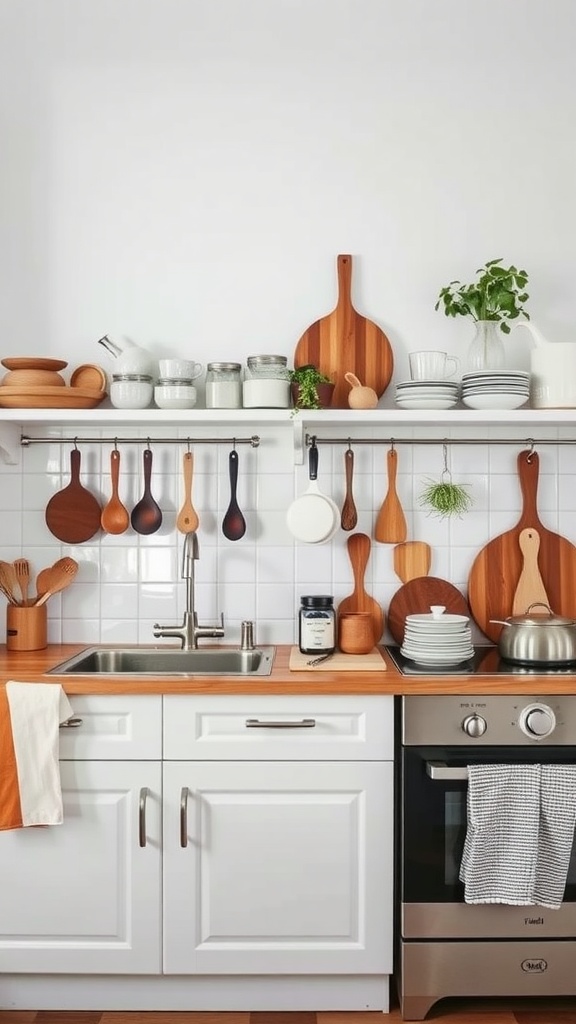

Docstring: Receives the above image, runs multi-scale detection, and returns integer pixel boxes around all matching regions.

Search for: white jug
[513,322,576,408]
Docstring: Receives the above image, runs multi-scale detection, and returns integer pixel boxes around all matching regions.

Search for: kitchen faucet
[153,532,224,650]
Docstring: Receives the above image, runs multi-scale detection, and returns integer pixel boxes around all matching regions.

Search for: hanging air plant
[419,444,473,519]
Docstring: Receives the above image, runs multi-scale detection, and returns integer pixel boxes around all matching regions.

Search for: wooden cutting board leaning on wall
[293,254,394,409]
[468,449,576,642]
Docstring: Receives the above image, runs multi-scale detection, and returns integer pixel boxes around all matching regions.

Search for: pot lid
[505,603,576,627]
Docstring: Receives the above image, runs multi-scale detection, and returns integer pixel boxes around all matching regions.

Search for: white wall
[1,0,576,648]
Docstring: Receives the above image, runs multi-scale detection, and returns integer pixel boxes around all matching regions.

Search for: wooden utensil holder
[6,604,47,651]
[338,612,375,655]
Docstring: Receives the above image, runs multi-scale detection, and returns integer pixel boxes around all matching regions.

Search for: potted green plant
[435,258,530,370]
[289,365,335,412]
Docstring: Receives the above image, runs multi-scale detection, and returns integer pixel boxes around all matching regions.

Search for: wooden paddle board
[293,254,394,409]
[468,450,576,642]
[388,576,470,645]
[45,448,101,543]
[337,532,385,644]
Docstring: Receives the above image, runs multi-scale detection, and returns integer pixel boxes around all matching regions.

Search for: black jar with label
[298,595,336,655]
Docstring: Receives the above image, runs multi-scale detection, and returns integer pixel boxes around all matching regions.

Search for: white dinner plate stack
[460,371,530,410]
[395,379,460,410]
[400,606,474,666]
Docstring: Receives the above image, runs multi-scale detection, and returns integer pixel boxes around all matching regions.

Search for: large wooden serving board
[293,254,394,409]
[289,647,387,671]
[468,450,576,642]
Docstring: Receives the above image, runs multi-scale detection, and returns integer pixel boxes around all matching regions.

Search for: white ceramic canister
[205,362,242,409]
[110,373,154,409]
[154,378,197,409]
[242,355,290,408]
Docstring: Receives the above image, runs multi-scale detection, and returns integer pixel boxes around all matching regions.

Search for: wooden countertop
[2,643,576,695]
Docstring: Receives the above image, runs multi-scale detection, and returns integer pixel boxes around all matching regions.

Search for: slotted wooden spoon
[35,557,79,606]
[101,449,130,535]
[176,451,199,533]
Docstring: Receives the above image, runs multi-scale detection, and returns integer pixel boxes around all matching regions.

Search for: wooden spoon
[337,533,384,644]
[374,447,407,544]
[36,556,78,600]
[512,527,551,615]
[222,450,246,541]
[101,449,130,535]
[393,541,432,583]
[340,448,358,531]
[35,558,79,606]
[176,452,199,534]
[13,558,31,605]
[131,448,163,535]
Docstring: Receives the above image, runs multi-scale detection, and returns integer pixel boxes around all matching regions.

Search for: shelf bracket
[292,416,305,464]
[0,423,20,465]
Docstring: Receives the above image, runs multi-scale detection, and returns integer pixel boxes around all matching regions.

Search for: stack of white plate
[461,371,530,410]
[395,380,460,410]
[400,606,474,667]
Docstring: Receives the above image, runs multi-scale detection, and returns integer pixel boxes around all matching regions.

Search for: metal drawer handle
[426,761,469,781]
[180,786,189,848]
[139,787,148,847]
[60,716,83,728]
[245,718,316,729]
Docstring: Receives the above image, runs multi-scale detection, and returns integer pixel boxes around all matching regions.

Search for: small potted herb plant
[289,364,335,413]
[435,258,530,370]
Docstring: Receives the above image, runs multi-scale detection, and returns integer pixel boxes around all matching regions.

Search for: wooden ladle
[222,450,246,541]
[35,557,79,606]
[176,452,199,533]
[131,448,163,535]
[101,449,130,535]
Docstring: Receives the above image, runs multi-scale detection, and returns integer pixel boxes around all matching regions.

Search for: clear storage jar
[243,354,290,409]
[110,373,154,409]
[205,362,242,409]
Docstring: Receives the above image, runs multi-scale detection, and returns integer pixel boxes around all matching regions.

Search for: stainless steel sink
[48,645,276,677]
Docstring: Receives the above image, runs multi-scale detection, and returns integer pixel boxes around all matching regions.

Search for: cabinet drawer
[59,695,162,760]
[163,695,393,760]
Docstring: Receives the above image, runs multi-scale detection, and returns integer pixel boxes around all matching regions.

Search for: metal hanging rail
[20,434,261,447]
[305,433,576,447]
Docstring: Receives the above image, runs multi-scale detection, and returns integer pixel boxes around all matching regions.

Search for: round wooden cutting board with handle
[468,449,576,642]
[337,532,385,644]
[293,254,394,409]
[45,447,101,543]
[388,577,470,645]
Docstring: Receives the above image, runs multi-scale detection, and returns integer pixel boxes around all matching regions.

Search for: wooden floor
[1,1006,576,1023]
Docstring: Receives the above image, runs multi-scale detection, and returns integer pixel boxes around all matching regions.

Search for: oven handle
[426,761,469,781]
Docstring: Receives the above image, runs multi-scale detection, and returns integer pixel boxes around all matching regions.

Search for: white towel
[0,681,73,830]
[460,763,576,909]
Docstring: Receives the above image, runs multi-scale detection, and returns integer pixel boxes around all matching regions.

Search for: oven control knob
[519,703,557,739]
[462,714,487,738]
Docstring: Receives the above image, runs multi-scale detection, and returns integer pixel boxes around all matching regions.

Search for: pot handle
[489,619,511,627]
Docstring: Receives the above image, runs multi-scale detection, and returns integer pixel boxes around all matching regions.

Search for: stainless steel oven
[396,689,576,1020]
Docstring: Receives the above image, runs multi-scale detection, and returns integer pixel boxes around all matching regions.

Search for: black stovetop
[385,645,576,676]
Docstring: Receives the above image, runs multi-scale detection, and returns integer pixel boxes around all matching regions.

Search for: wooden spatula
[176,452,199,533]
[374,447,407,544]
[393,542,432,583]
[512,527,551,615]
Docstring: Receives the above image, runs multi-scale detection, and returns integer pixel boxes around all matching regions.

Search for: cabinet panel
[59,694,162,760]
[163,760,392,974]
[0,761,162,974]
[164,694,394,760]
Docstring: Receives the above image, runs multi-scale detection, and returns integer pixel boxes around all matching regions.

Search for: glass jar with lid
[110,373,154,409]
[205,362,242,409]
[243,355,290,408]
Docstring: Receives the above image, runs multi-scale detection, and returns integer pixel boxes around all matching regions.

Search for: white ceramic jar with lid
[110,373,154,409]
[243,354,290,408]
[154,378,197,409]
[205,362,242,409]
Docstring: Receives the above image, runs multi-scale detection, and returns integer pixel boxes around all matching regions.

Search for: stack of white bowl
[395,379,460,410]
[400,605,474,667]
[461,371,530,410]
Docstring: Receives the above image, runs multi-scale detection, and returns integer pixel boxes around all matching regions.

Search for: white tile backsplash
[2,424,576,646]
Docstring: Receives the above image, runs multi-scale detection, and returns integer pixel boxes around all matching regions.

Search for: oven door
[401,744,576,939]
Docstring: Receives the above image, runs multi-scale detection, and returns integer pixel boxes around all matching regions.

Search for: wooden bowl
[1,369,66,387]
[70,363,108,391]
[1,357,68,371]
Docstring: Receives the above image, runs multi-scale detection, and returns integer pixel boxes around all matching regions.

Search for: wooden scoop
[374,447,407,544]
[101,449,130,535]
[340,448,358,531]
[131,448,163,535]
[35,557,78,606]
[512,527,551,615]
[45,447,101,543]
[393,541,432,583]
[176,452,199,533]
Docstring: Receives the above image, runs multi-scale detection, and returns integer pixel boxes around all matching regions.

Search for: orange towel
[0,681,73,830]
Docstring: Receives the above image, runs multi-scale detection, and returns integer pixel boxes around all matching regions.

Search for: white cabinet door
[0,761,162,974]
[163,760,392,975]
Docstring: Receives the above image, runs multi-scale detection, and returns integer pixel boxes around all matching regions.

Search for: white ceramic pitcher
[514,321,576,408]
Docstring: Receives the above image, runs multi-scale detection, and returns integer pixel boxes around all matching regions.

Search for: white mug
[409,350,459,381]
[158,359,203,381]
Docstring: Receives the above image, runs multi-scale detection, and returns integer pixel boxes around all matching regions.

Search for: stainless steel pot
[491,602,576,665]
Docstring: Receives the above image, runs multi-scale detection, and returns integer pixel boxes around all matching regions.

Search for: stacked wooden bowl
[0,358,107,408]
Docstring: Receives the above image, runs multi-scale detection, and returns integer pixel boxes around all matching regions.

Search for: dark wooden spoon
[131,448,163,535]
[341,447,358,531]
[222,450,246,541]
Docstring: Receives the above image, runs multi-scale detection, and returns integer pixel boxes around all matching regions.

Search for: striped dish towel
[0,681,73,830]
[460,764,576,909]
